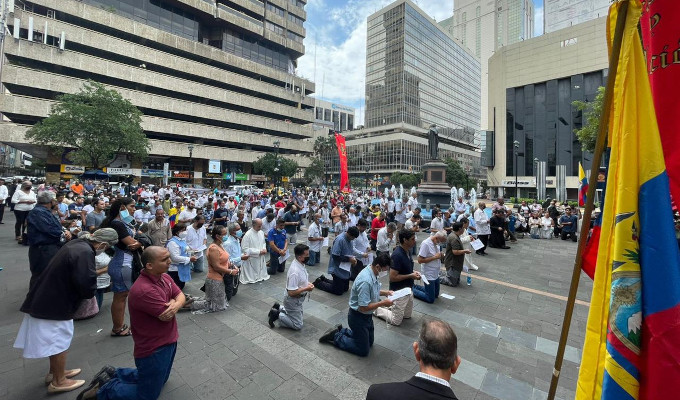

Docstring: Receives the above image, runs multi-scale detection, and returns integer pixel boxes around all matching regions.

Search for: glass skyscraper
[364,0,481,144]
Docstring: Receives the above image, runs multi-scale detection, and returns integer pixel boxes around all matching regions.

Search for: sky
[297,0,545,126]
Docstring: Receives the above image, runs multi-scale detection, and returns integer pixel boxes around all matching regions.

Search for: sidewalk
[0,212,591,400]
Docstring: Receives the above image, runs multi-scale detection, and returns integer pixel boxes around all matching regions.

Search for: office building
[544,0,610,33]
[485,17,608,199]
[445,0,534,132]
[327,0,482,188]
[312,98,355,136]
[0,0,314,185]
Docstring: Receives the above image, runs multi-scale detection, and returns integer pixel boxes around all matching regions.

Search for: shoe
[268,307,280,328]
[313,275,327,286]
[501,246,511,249]
[45,368,82,385]
[48,380,86,394]
[182,297,195,309]
[76,382,100,400]
[319,324,342,344]
[88,365,116,385]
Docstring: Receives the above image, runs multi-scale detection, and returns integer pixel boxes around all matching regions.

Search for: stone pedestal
[417,159,451,208]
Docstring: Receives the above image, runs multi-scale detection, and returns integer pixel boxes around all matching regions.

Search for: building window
[348,114,354,130]
[265,21,285,35]
[288,13,304,26]
[324,108,331,121]
[266,2,285,17]
[315,107,323,120]
[287,31,304,44]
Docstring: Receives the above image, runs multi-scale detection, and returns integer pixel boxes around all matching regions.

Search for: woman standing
[190,225,232,314]
[100,197,141,337]
[11,181,36,242]
[166,223,197,290]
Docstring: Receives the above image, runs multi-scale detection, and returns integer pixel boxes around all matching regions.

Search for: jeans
[97,342,177,400]
[14,209,29,237]
[334,308,374,357]
[413,279,440,304]
[306,250,320,266]
[561,231,577,242]
[167,271,185,290]
[191,256,204,273]
[267,252,286,275]
[95,289,106,310]
[315,273,349,295]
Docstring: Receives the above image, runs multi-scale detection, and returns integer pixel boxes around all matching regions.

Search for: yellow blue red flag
[578,162,588,207]
[576,1,680,400]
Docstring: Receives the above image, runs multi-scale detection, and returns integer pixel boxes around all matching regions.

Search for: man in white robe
[240,218,270,284]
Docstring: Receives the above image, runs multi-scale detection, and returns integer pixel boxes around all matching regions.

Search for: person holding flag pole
[547,2,680,400]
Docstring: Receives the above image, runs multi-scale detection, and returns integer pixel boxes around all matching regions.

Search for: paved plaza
[0,214,594,400]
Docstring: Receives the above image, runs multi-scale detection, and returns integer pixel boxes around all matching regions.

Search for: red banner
[640,0,680,201]
[335,133,350,192]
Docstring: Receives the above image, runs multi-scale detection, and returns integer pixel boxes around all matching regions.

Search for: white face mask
[378,270,388,278]
[178,231,188,239]
[95,244,107,256]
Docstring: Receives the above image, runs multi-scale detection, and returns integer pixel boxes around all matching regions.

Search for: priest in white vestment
[240,218,270,284]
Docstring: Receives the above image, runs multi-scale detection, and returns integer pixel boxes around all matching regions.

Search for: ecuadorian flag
[576,1,680,400]
[578,162,588,207]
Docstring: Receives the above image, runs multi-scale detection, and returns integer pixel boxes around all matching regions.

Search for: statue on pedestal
[428,125,439,160]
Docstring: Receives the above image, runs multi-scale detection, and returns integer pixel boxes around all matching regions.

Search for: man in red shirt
[370,212,386,250]
[77,246,186,400]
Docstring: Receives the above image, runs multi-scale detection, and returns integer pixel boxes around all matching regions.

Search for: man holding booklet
[412,230,447,303]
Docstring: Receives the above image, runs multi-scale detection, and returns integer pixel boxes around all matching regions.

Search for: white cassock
[239,228,270,284]
[459,232,479,271]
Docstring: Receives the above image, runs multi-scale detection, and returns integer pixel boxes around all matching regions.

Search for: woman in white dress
[529,213,541,239]
[540,211,554,239]
[458,217,479,271]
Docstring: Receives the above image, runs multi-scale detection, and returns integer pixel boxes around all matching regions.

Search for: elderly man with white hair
[15,228,119,394]
[413,230,447,303]
[240,218,270,284]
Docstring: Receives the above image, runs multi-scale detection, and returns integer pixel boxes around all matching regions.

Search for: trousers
[374,293,413,326]
[278,294,305,330]
[268,252,286,275]
[333,308,374,357]
[315,273,349,295]
[413,280,440,304]
[97,342,176,400]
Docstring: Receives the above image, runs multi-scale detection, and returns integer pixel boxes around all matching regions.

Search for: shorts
[109,264,133,293]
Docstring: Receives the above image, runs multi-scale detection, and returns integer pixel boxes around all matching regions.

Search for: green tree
[313,135,336,156]
[443,158,477,190]
[349,177,364,189]
[253,153,299,179]
[572,86,605,153]
[390,172,421,188]
[304,157,325,185]
[25,81,149,169]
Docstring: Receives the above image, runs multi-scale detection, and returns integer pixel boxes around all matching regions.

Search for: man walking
[78,246,186,400]
[366,319,462,400]
[319,254,393,357]
[440,222,471,287]
[374,230,420,326]
[268,244,314,330]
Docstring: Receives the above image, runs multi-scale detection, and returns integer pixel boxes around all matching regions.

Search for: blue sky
[297,0,545,126]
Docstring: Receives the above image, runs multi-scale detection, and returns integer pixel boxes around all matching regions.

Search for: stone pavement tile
[496,339,541,367]
[269,373,318,400]
[452,381,485,399]
[534,337,581,364]
[454,357,488,390]
[304,386,337,400]
[337,378,371,400]
[232,380,274,400]
[534,376,575,400]
[249,348,298,381]
[207,343,239,367]
[159,383,198,400]
[466,316,502,337]
[297,356,356,396]
[481,370,535,400]
[191,373,241,400]
[182,334,210,354]
[354,360,412,385]
[174,355,222,388]
[243,367,284,393]
[222,353,265,383]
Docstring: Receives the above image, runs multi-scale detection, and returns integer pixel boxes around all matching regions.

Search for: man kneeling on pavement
[268,244,315,330]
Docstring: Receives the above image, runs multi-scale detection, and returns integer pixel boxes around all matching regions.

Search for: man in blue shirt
[267,218,288,275]
[224,222,247,301]
[319,253,393,357]
[558,207,578,242]
[313,226,359,295]
[27,192,69,289]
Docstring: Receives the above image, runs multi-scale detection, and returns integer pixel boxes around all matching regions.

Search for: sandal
[110,324,131,337]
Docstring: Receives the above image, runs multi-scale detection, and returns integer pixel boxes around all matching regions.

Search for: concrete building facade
[349,0,482,188]
[544,0,610,34]
[485,17,608,200]
[0,0,315,185]
[312,98,355,135]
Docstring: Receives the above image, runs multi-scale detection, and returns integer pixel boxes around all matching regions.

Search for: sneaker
[466,276,472,286]
[268,307,280,328]
[89,366,116,385]
[319,325,342,344]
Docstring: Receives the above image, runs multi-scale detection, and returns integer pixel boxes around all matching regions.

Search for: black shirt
[214,208,229,226]
[110,219,132,250]
[389,246,414,291]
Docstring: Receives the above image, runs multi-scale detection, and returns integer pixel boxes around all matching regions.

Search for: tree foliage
[349,177,364,189]
[25,81,149,169]
[390,172,422,189]
[572,86,605,153]
[304,157,325,185]
[253,153,299,179]
[313,135,336,156]
[444,158,477,189]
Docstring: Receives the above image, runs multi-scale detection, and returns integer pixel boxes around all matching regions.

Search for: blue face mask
[119,209,131,221]
[235,230,243,238]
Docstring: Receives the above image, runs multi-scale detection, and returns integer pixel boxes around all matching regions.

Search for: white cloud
[297,0,454,126]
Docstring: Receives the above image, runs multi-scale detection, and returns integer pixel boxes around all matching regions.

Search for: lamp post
[365,164,370,192]
[273,140,280,195]
[513,140,523,200]
[187,144,194,187]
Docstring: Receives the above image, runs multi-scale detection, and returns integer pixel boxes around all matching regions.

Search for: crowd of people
[1,176,600,399]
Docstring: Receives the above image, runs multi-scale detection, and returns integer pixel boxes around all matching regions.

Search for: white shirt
[407,196,419,210]
[430,217,444,233]
[133,209,152,224]
[418,237,441,281]
[178,208,197,223]
[286,259,309,291]
[307,222,322,252]
[167,238,190,271]
[474,208,491,235]
[11,189,36,211]
[376,226,395,252]
[353,231,370,258]
[454,201,466,214]
[185,224,207,257]
[0,184,7,201]
[262,218,276,236]
[348,213,358,227]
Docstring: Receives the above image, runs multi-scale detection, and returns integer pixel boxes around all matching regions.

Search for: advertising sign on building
[142,169,165,177]
[60,164,85,174]
[106,167,134,176]
[250,174,266,181]
[501,178,537,187]
[208,160,221,173]
[204,173,222,179]
[173,171,190,178]
[235,173,248,181]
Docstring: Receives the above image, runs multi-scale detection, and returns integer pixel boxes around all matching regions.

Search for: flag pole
[546,2,630,399]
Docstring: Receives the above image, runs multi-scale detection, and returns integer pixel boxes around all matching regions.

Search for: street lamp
[273,140,280,194]
[365,164,370,192]
[187,144,194,187]
[513,140,520,200]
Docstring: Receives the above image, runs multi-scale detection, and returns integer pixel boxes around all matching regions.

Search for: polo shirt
[267,228,287,251]
[559,215,578,233]
[128,270,181,358]
[349,265,381,314]
[283,211,300,234]
[418,237,441,281]
[286,259,309,291]
[370,218,385,240]
[390,246,414,291]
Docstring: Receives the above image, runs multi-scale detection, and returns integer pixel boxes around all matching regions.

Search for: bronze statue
[428,125,439,160]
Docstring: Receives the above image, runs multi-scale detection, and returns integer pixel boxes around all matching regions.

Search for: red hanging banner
[640,0,680,202]
[335,133,350,192]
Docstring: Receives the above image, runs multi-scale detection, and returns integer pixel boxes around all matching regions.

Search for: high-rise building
[312,98,355,135]
[544,0,610,33]
[337,0,482,187]
[0,0,314,185]
[445,0,534,131]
